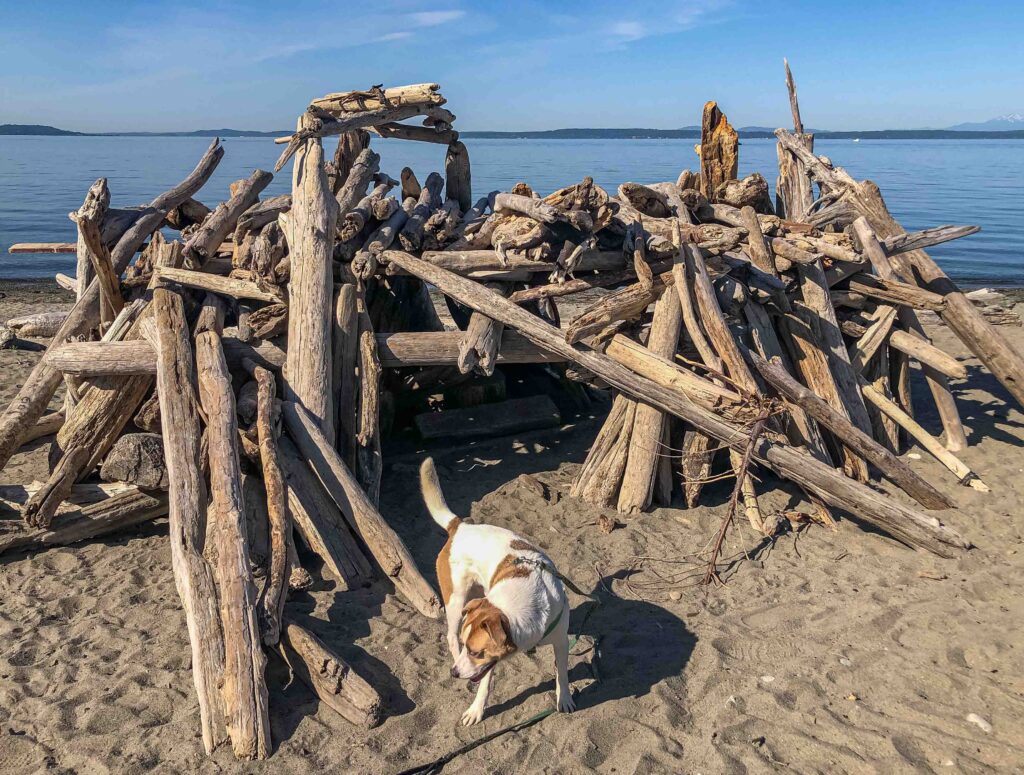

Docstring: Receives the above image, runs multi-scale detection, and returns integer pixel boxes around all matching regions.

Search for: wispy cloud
[410,10,466,27]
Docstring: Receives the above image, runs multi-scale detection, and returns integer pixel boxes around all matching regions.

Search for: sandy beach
[2,280,1023,774]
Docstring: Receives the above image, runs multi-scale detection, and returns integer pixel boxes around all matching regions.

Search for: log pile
[1,69,1017,758]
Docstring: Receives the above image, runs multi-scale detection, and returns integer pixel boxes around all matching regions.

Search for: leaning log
[282,401,440,615]
[385,250,968,556]
[747,351,952,510]
[0,139,224,472]
[151,284,227,753]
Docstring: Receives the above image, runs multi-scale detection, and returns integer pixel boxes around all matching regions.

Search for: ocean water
[1,136,1021,285]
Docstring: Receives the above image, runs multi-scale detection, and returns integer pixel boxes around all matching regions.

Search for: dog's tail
[420,457,459,529]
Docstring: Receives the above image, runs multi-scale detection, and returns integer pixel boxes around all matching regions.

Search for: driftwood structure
[1,68,1013,758]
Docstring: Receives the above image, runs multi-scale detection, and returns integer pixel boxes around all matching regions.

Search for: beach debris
[0,63,1012,760]
[966,713,993,733]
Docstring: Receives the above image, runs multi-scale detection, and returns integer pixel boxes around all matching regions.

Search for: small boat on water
[853,137,860,142]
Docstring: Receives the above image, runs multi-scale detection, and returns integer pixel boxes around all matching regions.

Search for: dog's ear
[462,598,486,617]
[481,612,517,655]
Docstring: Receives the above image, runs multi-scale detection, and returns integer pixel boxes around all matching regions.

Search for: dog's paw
[461,705,485,725]
[557,692,576,713]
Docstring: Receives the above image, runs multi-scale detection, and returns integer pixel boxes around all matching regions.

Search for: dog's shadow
[485,571,696,717]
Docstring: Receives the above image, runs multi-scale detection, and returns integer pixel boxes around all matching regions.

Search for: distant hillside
[461,127,1024,140]
[0,125,285,137]
[5,122,1024,141]
[0,124,84,136]
[96,128,289,138]
[947,114,1024,131]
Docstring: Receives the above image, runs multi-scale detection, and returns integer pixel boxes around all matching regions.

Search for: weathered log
[155,266,284,303]
[183,169,273,269]
[699,101,738,199]
[55,273,76,292]
[277,436,372,588]
[409,248,623,278]
[100,433,168,489]
[245,361,290,647]
[681,429,718,508]
[445,140,472,212]
[852,217,968,451]
[747,352,952,510]
[6,311,70,338]
[150,284,227,753]
[881,224,980,256]
[0,487,168,556]
[356,302,383,505]
[775,60,815,221]
[890,329,966,379]
[278,619,383,728]
[371,122,456,144]
[859,380,988,492]
[194,295,270,760]
[274,100,442,172]
[311,83,444,114]
[796,260,875,449]
[847,304,899,372]
[375,330,559,367]
[282,401,441,616]
[776,127,1024,410]
[617,289,682,514]
[71,178,121,322]
[387,250,967,556]
[846,273,946,312]
[284,130,339,441]
[398,172,444,251]
[20,411,64,445]
[0,139,224,472]
[401,167,421,201]
[335,147,380,216]
[457,283,508,376]
[574,396,636,507]
[327,130,370,194]
[715,173,773,214]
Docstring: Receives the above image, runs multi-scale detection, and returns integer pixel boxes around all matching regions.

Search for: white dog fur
[420,457,575,725]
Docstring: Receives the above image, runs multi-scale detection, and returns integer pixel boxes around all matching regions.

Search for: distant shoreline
[3,125,1024,141]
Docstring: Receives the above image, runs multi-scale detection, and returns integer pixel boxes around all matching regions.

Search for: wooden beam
[385,249,967,556]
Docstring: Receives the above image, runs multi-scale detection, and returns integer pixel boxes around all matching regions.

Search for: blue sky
[1,0,1021,132]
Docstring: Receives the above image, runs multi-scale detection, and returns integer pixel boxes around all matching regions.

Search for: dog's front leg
[444,587,469,661]
[461,670,494,726]
[553,614,576,713]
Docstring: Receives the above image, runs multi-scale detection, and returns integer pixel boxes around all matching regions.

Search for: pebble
[966,713,992,733]
[759,675,775,683]
[839,657,852,666]
[668,591,682,601]
[906,452,922,460]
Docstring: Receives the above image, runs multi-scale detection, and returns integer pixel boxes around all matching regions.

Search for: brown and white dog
[420,457,575,725]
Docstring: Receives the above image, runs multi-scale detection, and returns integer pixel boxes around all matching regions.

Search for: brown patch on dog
[461,598,517,659]
[510,539,539,553]
[488,554,532,590]
[436,517,462,606]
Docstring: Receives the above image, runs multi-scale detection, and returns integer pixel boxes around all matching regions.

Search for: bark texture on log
[282,401,441,616]
[194,296,270,760]
[284,129,339,440]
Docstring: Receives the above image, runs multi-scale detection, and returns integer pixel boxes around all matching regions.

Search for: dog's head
[451,598,517,683]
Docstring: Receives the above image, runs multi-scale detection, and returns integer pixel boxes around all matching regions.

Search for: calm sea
[1,136,1021,285]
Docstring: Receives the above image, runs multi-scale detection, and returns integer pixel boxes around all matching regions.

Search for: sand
[1,279,1023,774]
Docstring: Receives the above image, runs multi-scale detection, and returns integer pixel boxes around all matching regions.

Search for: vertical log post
[284,119,339,440]
[195,295,271,760]
[150,284,227,754]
